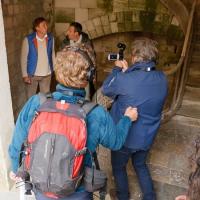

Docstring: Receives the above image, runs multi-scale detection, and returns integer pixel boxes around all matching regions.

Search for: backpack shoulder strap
[81,101,97,115]
[37,92,52,106]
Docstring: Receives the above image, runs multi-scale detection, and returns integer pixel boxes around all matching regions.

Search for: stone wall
[1,0,54,119]
[54,0,184,43]
[54,0,184,111]
[0,0,15,190]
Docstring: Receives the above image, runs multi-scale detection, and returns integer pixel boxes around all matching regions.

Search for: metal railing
[162,0,197,121]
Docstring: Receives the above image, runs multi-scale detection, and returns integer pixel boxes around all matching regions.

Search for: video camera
[108,43,126,61]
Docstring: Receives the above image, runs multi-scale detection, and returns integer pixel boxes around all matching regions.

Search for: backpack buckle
[75,147,87,157]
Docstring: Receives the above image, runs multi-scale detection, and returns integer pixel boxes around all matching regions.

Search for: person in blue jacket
[8,48,138,200]
[21,17,55,98]
[102,38,168,200]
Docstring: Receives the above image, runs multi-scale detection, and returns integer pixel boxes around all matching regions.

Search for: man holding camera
[102,38,168,200]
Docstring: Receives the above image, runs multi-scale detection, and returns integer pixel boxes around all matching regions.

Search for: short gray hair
[131,38,158,63]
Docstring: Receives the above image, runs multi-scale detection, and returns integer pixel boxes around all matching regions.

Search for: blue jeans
[111,147,156,200]
[35,191,93,200]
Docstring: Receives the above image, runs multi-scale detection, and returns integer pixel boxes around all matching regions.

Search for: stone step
[183,86,200,102]
[192,50,200,56]
[191,54,200,62]
[177,99,200,118]
[189,62,200,69]
[193,43,200,51]
[187,52,200,86]
[177,86,200,118]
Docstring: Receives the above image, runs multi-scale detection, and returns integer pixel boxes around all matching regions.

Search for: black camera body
[108,43,126,61]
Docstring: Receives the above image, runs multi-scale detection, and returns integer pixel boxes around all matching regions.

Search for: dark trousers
[111,147,156,200]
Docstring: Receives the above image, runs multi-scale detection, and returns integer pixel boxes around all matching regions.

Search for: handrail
[164,0,197,76]
[162,0,197,122]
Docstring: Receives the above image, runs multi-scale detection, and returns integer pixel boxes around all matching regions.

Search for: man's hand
[124,107,138,122]
[23,76,31,84]
[9,171,22,182]
[175,195,187,200]
[115,60,128,72]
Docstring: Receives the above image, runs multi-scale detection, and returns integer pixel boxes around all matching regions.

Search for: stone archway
[0,0,15,191]
[82,10,182,40]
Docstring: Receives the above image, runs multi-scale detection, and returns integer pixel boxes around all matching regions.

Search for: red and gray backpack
[21,93,97,198]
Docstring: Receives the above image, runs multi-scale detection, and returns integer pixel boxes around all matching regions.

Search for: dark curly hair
[32,17,46,32]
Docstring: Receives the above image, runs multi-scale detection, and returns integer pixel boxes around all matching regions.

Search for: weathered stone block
[171,16,179,26]
[55,0,80,8]
[2,0,10,4]
[125,21,133,32]
[55,8,75,23]
[88,30,98,39]
[101,15,109,26]
[88,8,105,19]
[118,23,125,32]
[128,0,146,10]
[169,169,188,188]
[124,11,132,21]
[132,10,140,22]
[149,164,170,184]
[85,20,94,31]
[132,22,142,31]
[75,8,88,23]
[92,17,101,26]
[110,22,118,33]
[116,12,124,23]
[7,5,13,16]
[113,0,128,12]
[55,23,69,37]
[108,13,117,22]
[4,16,13,29]
[149,149,170,167]
[103,25,112,35]
[81,23,87,32]
[80,0,97,8]
[95,25,104,37]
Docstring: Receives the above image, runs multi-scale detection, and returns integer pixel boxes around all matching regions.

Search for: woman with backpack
[8,48,138,200]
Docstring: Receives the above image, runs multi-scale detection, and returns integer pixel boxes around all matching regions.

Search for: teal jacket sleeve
[86,105,132,152]
[8,95,40,173]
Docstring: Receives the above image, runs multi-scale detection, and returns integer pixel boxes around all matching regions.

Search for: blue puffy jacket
[27,32,54,76]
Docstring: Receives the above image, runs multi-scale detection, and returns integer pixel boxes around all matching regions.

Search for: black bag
[84,166,107,192]
[83,152,107,193]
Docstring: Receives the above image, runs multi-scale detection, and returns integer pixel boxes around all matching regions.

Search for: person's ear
[75,31,79,37]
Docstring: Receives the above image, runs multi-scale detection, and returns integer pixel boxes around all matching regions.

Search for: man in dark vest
[21,17,55,98]
[102,38,168,200]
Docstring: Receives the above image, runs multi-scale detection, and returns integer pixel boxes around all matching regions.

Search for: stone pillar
[0,1,15,191]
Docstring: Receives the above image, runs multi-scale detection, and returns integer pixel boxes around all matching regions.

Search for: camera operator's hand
[9,171,22,182]
[124,107,138,122]
[115,60,128,72]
